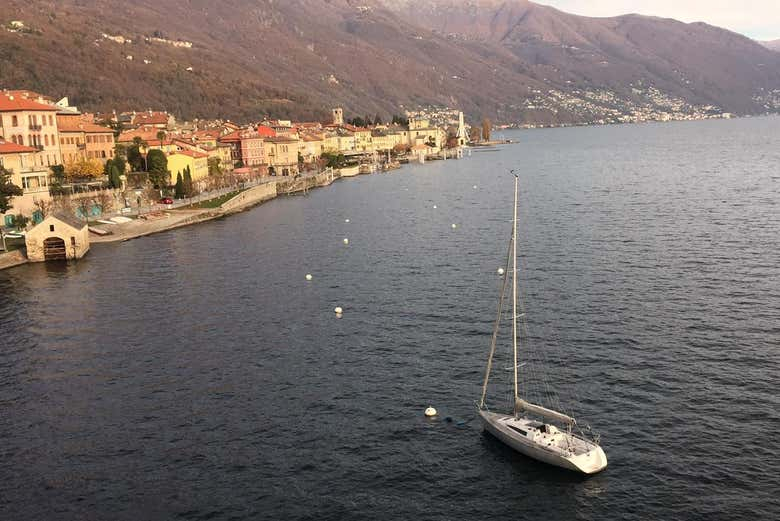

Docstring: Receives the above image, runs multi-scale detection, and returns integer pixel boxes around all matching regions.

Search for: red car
[160,197,174,205]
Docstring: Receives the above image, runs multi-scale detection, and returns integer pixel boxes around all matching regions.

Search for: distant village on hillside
[0,89,479,232]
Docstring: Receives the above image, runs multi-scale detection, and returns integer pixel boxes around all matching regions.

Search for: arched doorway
[43,237,67,261]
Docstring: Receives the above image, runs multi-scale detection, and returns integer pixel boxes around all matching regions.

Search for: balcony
[29,124,42,131]
[33,145,44,152]
[77,143,86,150]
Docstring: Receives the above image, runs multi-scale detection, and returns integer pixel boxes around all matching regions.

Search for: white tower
[456,111,467,146]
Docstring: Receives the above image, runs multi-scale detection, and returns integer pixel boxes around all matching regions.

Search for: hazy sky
[539,1,780,40]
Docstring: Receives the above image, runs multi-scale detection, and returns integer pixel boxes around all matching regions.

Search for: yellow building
[0,139,50,223]
[322,131,341,153]
[167,150,209,185]
[300,133,325,163]
[265,137,299,176]
[407,117,446,150]
[371,131,396,152]
[353,128,373,152]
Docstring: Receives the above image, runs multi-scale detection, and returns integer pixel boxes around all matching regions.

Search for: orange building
[57,115,116,164]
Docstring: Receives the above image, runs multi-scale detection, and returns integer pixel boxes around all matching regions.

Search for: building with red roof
[256,124,276,138]
[219,129,265,168]
[131,110,174,129]
[0,90,62,168]
[57,114,116,165]
[0,137,51,222]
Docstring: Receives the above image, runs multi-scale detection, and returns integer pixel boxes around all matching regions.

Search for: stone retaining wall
[219,183,278,212]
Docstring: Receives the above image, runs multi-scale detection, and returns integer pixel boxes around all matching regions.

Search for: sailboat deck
[497,415,595,457]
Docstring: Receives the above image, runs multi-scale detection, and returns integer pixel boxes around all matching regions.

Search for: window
[45,135,49,146]
[49,115,53,126]
[71,237,76,246]
[12,115,18,126]
[49,225,55,232]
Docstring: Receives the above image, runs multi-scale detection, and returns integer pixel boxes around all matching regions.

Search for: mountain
[761,39,780,51]
[1,0,778,125]
[378,0,780,116]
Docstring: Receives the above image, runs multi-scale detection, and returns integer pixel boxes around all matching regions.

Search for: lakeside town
[0,89,480,267]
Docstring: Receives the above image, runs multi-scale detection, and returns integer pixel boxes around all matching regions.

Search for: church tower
[332,107,344,126]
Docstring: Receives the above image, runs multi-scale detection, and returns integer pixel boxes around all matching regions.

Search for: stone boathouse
[25,213,90,262]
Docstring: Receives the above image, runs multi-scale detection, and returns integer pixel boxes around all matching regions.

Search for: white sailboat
[477,173,607,475]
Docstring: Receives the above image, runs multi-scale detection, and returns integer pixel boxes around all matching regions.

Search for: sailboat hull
[479,410,607,475]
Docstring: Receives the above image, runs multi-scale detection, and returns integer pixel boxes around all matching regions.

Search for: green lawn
[190,190,244,209]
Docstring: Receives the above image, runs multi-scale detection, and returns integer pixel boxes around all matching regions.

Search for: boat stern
[569,445,608,474]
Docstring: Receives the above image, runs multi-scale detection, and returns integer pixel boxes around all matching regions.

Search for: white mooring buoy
[343,238,349,245]
[433,205,437,209]
[345,219,350,223]
[451,223,457,229]
[497,268,505,276]
[424,406,437,417]
[305,274,313,281]
[334,306,343,315]
[473,185,478,189]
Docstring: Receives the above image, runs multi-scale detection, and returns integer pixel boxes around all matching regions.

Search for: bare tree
[481,118,492,141]
[52,195,74,216]
[74,196,94,223]
[32,197,55,219]
[94,190,115,215]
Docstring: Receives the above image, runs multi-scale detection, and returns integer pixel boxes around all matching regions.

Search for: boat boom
[515,398,577,426]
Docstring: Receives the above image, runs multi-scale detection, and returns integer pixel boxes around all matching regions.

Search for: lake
[1,116,779,520]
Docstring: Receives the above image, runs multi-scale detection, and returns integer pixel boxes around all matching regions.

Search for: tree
[127,145,145,171]
[94,191,114,214]
[49,164,66,195]
[146,149,169,188]
[0,166,23,214]
[183,166,193,197]
[174,172,185,199]
[207,156,222,176]
[109,165,122,189]
[469,126,481,143]
[374,114,383,126]
[114,143,127,159]
[74,196,93,222]
[10,214,29,230]
[32,197,55,219]
[391,114,409,126]
[481,118,492,141]
[156,130,166,144]
[321,152,346,168]
[64,158,103,180]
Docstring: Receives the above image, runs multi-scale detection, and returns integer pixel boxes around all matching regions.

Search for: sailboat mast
[512,174,519,415]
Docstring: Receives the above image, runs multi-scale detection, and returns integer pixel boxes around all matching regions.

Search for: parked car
[159,197,174,205]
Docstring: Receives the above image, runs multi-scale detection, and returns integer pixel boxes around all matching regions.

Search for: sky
[539,1,780,41]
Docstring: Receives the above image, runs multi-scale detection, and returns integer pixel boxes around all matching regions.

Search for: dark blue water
[2,117,779,520]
